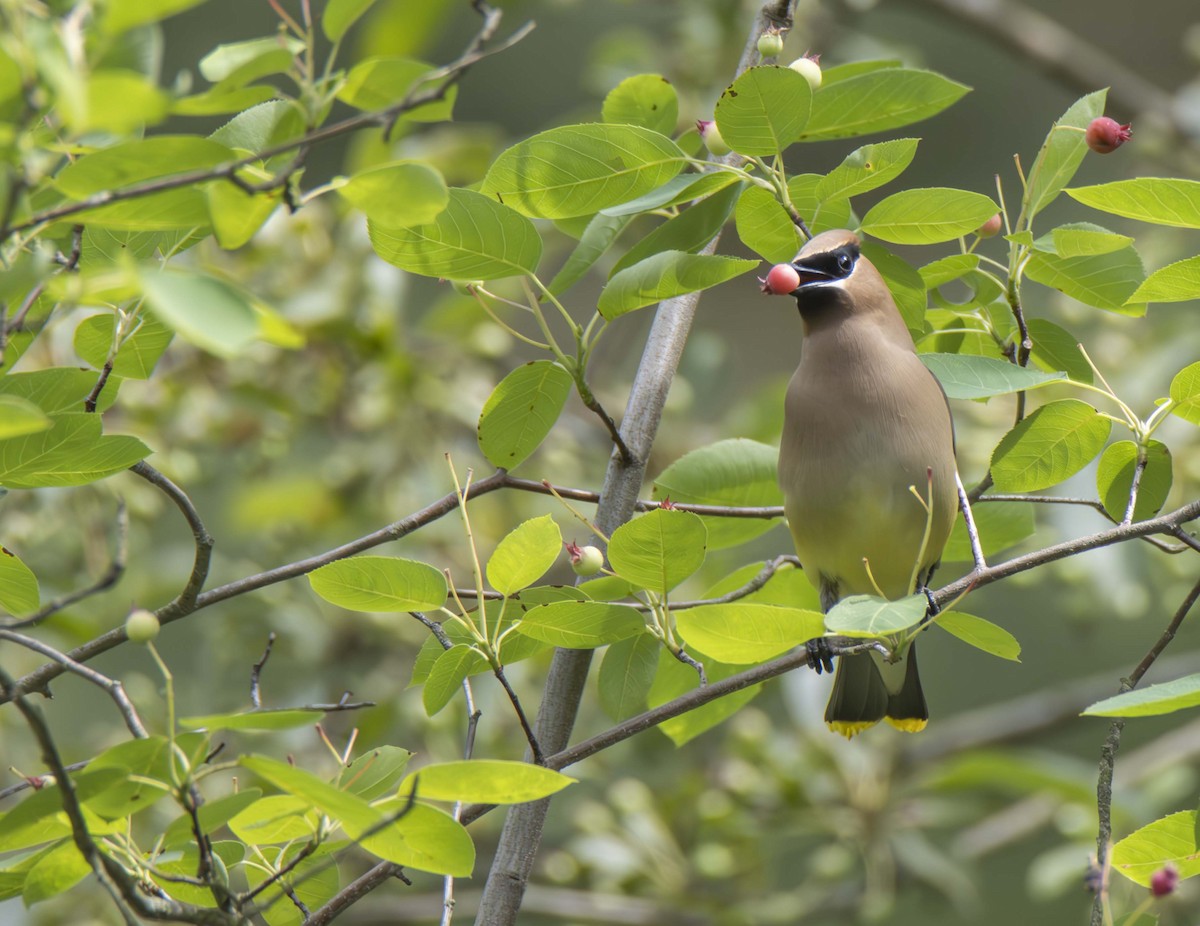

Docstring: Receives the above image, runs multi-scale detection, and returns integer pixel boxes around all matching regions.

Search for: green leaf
[103,0,205,33]
[610,181,742,276]
[703,561,819,611]
[598,250,757,319]
[477,360,573,469]
[337,746,413,800]
[1024,318,1093,384]
[74,312,173,379]
[400,760,574,804]
[481,124,685,219]
[1170,361,1200,425]
[919,353,1065,399]
[825,594,928,636]
[816,138,920,202]
[649,648,760,745]
[0,768,127,851]
[602,74,678,136]
[67,70,168,134]
[0,396,51,440]
[142,269,260,357]
[734,185,800,263]
[240,754,377,832]
[0,545,39,614]
[1110,811,1200,886]
[364,800,475,877]
[675,604,824,663]
[1066,178,1200,228]
[801,68,969,141]
[179,709,325,732]
[862,188,999,244]
[515,600,645,648]
[599,171,740,217]
[990,399,1111,493]
[608,508,707,593]
[487,515,562,596]
[0,369,119,414]
[211,100,306,152]
[257,845,339,926]
[1096,440,1172,522]
[55,136,233,196]
[161,789,263,850]
[422,645,487,715]
[1024,247,1147,316]
[919,254,979,289]
[336,161,449,225]
[651,438,783,550]
[1129,254,1200,304]
[713,66,811,156]
[0,415,150,489]
[228,795,318,845]
[336,57,456,122]
[599,634,659,720]
[547,213,632,296]
[22,840,90,906]
[370,188,542,280]
[323,0,379,40]
[936,611,1021,661]
[206,182,281,250]
[199,38,300,85]
[1024,90,1106,219]
[1046,222,1134,257]
[85,733,208,819]
[943,500,1034,562]
[309,555,447,612]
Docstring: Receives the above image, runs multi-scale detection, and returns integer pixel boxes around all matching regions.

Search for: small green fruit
[788,55,822,90]
[566,541,605,577]
[125,609,160,643]
[757,31,784,58]
[695,120,731,156]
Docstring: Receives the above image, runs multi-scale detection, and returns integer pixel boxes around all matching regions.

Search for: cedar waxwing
[777,229,958,737]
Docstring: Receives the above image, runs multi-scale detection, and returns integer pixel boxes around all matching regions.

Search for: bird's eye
[836,252,853,273]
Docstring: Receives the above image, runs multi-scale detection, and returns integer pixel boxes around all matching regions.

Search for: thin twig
[956,471,987,571]
[0,629,147,738]
[4,499,129,629]
[1089,576,1200,926]
[1120,446,1149,526]
[130,461,214,611]
[492,664,543,764]
[250,633,277,709]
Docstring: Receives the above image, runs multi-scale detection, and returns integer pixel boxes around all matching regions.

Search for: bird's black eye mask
[791,242,859,286]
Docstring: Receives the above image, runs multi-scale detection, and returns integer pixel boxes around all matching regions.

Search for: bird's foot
[806,637,834,675]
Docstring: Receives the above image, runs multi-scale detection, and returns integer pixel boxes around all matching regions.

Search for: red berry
[976,214,1003,238]
[1085,116,1131,154]
[760,263,801,295]
[1150,864,1179,897]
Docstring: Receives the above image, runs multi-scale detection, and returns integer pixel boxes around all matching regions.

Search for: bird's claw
[806,637,834,675]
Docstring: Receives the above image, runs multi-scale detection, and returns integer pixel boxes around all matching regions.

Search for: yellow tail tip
[827,720,878,739]
[885,717,929,733]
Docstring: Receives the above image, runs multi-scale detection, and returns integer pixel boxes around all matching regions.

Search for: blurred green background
[3,0,1200,923]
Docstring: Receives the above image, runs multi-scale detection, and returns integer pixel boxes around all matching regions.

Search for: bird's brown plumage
[777,230,957,736]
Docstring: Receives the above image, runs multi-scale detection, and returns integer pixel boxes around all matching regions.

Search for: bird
[776,229,958,738]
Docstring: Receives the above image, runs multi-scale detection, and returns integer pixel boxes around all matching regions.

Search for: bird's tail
[825,643,928,738]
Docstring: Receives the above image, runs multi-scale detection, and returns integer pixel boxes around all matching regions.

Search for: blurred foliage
[2,0,1200,925]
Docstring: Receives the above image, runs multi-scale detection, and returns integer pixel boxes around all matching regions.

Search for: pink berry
[760,263,801,295]
[1086,116,1131,154]
[976,214,1002,238]
[1150,864,1179,897]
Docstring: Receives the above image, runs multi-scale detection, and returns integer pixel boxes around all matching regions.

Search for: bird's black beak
[790,260,836,289]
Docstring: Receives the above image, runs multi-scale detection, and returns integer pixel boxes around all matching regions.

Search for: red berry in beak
[760,263,801,295]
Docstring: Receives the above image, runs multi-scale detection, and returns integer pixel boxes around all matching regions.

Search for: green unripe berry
[695,120,731,156]
[565,541,605,576]
[757,31,784,58]
[125,609,160,643]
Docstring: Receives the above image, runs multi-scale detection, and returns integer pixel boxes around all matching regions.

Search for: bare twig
[1089,576,1200,926]
[131,461,214,612]
[250,633,277,709]
[4,499,129,629]
[0,629,147,738]
[1120,446,1149,526]
[492,663,543,764]
[956,472,987,572]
